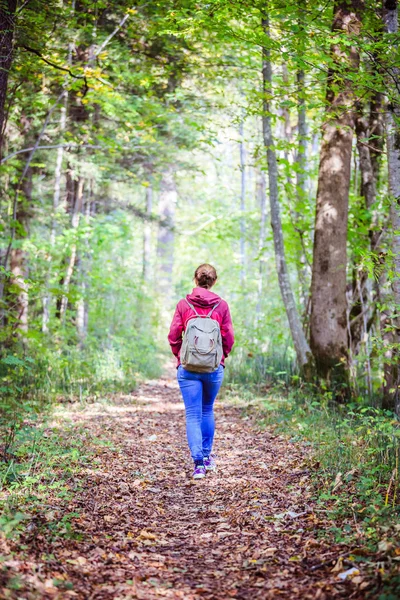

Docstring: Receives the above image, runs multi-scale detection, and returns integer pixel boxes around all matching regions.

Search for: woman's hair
[194,264,218,289]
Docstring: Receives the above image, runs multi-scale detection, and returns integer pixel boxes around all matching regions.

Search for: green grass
[0,416,104,540]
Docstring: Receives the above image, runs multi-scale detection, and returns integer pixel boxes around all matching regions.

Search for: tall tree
[239,120,246,286]
[262,13,312,374]
[0,0,17,151]
[157,171,177,297]
[143,184,153,283]
[310,0,363,390]
[383,0,400,412]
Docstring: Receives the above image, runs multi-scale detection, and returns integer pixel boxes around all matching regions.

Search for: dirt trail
[5,373,364,599]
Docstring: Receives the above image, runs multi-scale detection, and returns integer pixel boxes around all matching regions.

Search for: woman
[168,264,234,479]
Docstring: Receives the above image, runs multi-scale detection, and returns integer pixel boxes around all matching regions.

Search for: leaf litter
[0,373,376,599]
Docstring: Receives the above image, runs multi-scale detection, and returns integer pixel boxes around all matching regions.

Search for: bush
[0,352,50,461]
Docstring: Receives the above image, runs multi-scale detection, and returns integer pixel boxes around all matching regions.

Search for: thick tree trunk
[157,171,176,296]
[383,0,400,412]
[0,0,17,151]
[262,15,312,373]
[310,0,363,389]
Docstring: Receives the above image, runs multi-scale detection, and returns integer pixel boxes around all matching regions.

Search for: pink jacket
[168,287,235,367]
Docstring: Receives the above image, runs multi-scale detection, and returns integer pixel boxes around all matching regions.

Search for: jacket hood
[186,287,221,308]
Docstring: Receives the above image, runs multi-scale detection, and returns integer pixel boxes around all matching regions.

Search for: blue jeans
[177,365,224,461]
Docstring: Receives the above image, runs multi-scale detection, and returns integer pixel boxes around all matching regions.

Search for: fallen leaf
[138,530,157,540]
[337,567,360,581]
[378,540,393,553]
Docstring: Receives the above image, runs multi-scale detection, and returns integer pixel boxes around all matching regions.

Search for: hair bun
[194,264,217,289]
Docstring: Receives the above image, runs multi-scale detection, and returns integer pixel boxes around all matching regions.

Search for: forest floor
[0,368,380,599]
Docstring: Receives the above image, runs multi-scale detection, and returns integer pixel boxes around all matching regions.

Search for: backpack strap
[185,298,200,317]
[207,302,220,317]
[185,298,220,318]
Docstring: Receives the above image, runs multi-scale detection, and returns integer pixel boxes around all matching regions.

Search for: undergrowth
[0,417,110,540]
[223,379,400,597]
[0,336,162,461]
[223,381,400,541]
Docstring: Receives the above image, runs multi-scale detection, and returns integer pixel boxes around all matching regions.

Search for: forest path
[13,371,363,599]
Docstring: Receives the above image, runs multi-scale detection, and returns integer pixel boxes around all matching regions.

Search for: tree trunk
[310,0,363,390]
[157,171,176,296]
[369,91,385,186]
[8,165,32,337]
[296,69,307,202]
[59,176,85,321]
[356,114,377,214]
[42,96,68,332]
[382,0,400,412]
[143,184,153,282]
[295,67,311,313]
[349,109,377,355]
[239,120,246,286]
[0,0,17,152]
[9,248,28,334]
[262,14,312,374]
[256,168,267,318]
[76,187,92,344]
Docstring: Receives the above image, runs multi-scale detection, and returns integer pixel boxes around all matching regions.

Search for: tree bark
[143,184,153,282]
[42,96,68,332]
[310,0,363,389]
[239,120,246,286]
[262,14,312,373]
[8,163,32,337]
[76,185,92,344]
[157,171,176,296]
[256,168,267,319]
[9,248,28,333]
[59,176,85,321]
[0,0,17,152]
[349,109,377,355]
[295,67,311,313]
[382,0,400,412]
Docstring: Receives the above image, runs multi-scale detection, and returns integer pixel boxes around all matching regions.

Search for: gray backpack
[181,299,223,373]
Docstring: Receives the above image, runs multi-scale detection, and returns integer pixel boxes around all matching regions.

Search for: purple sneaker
[204,455,216,471]
[193,464,206,479]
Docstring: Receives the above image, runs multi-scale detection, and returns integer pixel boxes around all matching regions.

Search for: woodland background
[1,0,400,587]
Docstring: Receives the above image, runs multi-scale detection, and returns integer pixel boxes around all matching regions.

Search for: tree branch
[94,13,130,57]
[16,0,31,14]
[20,45,88,86]
[0,144,102,164]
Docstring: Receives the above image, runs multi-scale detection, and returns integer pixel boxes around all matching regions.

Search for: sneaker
[204,455,216,471]
[193,464,206,479]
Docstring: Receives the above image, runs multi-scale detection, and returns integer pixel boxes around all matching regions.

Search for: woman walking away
[168,264,234,479]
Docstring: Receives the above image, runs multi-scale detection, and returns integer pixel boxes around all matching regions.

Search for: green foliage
[225,349,295,387]
[0,418,96,540]
[0,351,49,460]
[239,385,400,525]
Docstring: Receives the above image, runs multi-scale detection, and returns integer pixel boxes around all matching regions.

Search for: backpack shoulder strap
[207,302,220,318]
[185,298,200,317]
